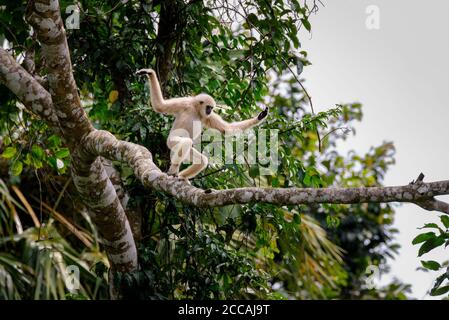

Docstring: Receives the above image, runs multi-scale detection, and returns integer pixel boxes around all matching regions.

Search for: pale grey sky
[300,0,449,299]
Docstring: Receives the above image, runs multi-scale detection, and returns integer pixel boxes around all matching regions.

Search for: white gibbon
[136,68,268,180]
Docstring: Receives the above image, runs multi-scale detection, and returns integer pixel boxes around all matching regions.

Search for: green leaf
[326,215,340,228]
[30,156,43,169]
[48,157,57,170]
[420,260,441,271]
[246,13,259,26]
[2,146,17,159]
[418,237,445,256]
[55,148,70,159]
[440,215,449,229]
[412,232,435,245]
[418,223,440,229]
[430,285,449,296]
[311,175,322,188]
[47,134,61,149]
[11,160,23,176]
[303,174,311,186]
[31,145,44,160]
[249,165,259,178]
[293,213,301,224]
[301,18,311,32]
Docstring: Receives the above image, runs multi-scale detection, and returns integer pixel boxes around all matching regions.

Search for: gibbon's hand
[257,107,268,121]
[136,68,155,76]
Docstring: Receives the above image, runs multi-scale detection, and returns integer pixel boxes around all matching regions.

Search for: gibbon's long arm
[204,108,268,134]
[137,69,190,115]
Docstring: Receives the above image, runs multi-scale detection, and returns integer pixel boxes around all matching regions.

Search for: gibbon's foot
[136,68,155,76]
[258,107,268,120]
[167,165,180,176]
[177,175,191,184]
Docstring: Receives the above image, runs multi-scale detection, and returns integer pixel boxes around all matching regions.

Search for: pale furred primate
[136,68,268,180]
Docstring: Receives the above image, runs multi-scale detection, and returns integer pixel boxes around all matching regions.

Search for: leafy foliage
[0,180,108,299]
[0,0,413,299]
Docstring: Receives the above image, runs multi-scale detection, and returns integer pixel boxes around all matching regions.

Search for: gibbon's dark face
[195,93,216,118]
[205,105,213,115]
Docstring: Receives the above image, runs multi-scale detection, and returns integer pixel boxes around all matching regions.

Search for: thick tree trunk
[155,0,187,89]
[24,0,138,276]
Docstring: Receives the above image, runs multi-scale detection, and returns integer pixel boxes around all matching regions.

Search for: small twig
[53,176,73,212]
[102,0,127,15]
[319,127,352,149]
[410,172,425,185]
[195,166,228,180]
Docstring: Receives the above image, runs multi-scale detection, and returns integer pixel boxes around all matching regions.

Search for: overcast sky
[300,0,449,299]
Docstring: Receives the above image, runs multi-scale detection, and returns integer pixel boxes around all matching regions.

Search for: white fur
[140,68,265,179]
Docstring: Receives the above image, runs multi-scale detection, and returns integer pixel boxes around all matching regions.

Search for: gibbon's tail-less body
[136,68,268,180]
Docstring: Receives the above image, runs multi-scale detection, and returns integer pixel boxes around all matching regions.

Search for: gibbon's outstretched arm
[204,107,268,134]
[136,68,190,115]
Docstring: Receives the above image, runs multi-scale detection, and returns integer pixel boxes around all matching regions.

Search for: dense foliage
[0,0,417,299]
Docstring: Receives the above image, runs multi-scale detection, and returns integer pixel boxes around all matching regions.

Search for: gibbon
[136,68,268,180]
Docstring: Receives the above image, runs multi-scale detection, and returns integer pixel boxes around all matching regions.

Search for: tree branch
[84,130,449,214]
[0,47,60,129]
[415,198,449,214]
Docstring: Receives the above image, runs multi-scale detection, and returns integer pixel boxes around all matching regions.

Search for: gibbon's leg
[167,136,193,176]
[178,148,208,180]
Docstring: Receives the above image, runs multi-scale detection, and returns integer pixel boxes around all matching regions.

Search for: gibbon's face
[205,105,213,115]
[195,94,216,118]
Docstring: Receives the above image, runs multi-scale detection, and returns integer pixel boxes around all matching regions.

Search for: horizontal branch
[84,129,449,214]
